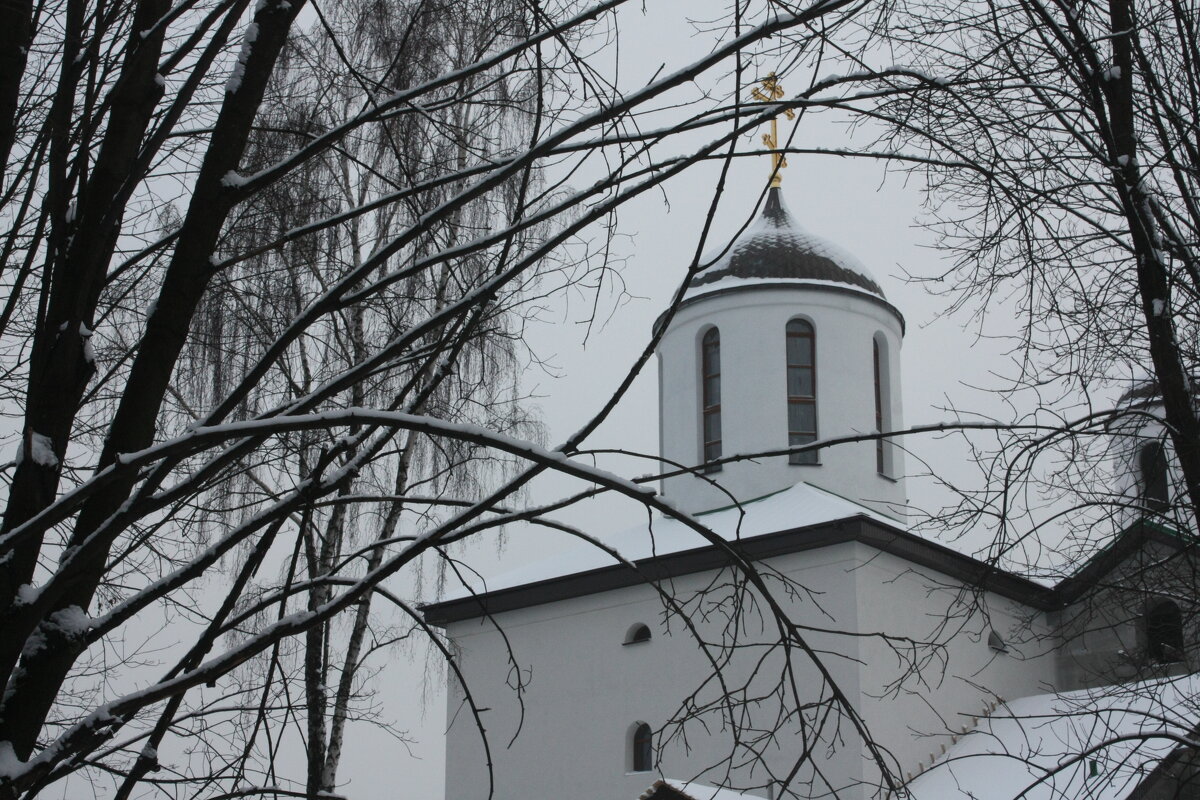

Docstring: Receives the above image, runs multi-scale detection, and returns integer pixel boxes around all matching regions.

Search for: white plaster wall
[443,544,866,800]
[656,285,906,517]
[440,541,1057,800]
[848,546,1060,787]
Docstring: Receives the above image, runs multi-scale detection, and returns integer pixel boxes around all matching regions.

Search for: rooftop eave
[652,279,906,338]
[419,514,1053,626]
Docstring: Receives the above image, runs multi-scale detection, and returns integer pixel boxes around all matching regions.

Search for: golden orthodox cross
[750,73,795,187]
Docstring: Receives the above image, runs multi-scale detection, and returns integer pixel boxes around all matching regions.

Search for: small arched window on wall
[1139,441,1169,511]
[701,328,722,472]
[1145,600,1184,664]
[624,623,651,645]
[785,319,817,464]
[631,722,654,772]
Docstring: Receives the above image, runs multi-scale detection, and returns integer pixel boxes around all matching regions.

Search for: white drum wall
[656,284,906,517]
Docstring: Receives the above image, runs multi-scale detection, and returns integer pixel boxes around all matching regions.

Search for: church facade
[422,189,1198,800]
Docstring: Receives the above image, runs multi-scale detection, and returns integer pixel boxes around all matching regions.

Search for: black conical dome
[692,188,884,298]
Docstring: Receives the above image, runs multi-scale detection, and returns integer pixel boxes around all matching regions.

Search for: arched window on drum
[873,334,894,476]
[1139,441,1169,511]
[786,319,817,465]
[701,327,722,472]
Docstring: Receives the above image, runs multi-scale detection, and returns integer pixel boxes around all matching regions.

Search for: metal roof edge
[419,514,1055,626]
[1049,518,1191,606]
[651,281,906,339]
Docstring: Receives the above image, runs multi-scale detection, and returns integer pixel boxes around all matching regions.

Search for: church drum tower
[656,187,907,519]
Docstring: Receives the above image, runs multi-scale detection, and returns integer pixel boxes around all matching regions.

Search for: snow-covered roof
[639,778,768,800]
[906,674,1200,799]
[423,479,1184,625]
[437,481,900,603]
[688,188,885,300]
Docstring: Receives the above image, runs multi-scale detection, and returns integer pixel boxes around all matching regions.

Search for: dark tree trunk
[1106,0,1200,531]
[0,0,306,760]
[0,0,32,189]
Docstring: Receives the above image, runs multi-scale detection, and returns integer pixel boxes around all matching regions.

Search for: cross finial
[750,72,795,187]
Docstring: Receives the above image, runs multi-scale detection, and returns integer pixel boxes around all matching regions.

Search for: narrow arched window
[1140,441,1169,511]
[701,328,721,472]
[874,339,885,474]
[1146,600,1184,664]
[632,723,653,772]
[624,623,651,645]
[786,320,817,465]
[873,334,894,477]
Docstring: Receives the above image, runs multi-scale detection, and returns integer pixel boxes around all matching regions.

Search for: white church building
[422,188,1200,800]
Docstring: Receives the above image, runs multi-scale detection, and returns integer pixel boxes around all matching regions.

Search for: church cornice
[652,281,907,339]
[419,515,1055,625]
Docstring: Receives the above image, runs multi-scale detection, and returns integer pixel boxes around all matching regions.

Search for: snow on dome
[690,188,884,299]
[1116,374,1200,407]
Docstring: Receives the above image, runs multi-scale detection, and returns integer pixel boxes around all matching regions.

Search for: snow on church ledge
[638,778,768,800]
